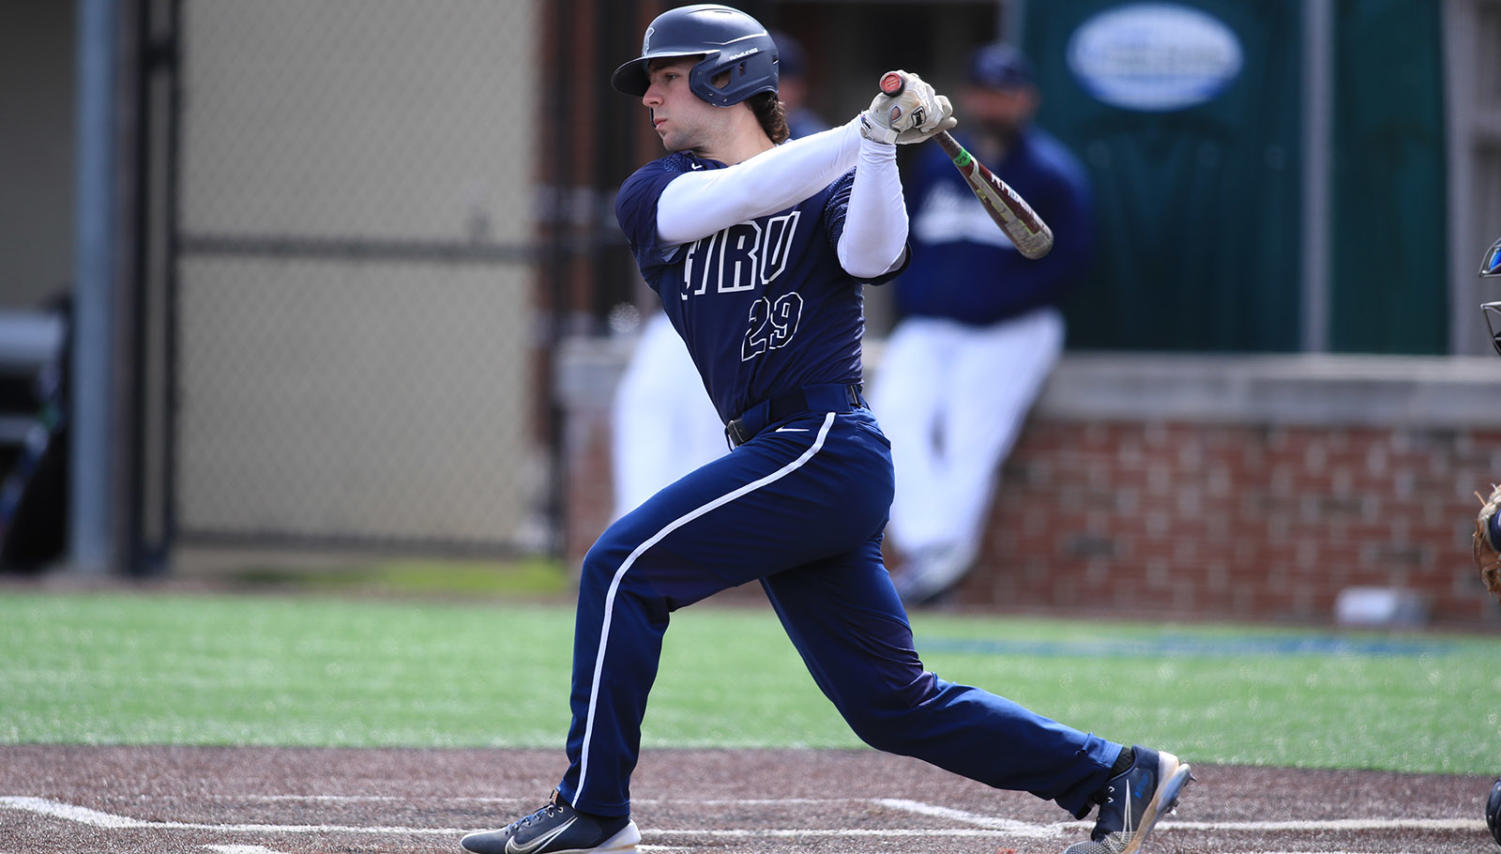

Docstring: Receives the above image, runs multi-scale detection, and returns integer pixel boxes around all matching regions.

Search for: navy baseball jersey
[615,151,899,424]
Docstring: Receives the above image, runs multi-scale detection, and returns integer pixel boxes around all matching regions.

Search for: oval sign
[1066,2,1243,112]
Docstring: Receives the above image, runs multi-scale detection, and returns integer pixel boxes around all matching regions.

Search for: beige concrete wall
[176,258,533,543]
[175,0,540,546]
[179,0,535,244]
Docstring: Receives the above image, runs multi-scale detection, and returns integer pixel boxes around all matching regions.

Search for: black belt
[725,383,865,448]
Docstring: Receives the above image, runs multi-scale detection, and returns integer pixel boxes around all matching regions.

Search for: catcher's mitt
[1476,484,1501,603]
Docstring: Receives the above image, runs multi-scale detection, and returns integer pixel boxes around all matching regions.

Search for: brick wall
[557,342,1501,628]
[958,420,1501,625]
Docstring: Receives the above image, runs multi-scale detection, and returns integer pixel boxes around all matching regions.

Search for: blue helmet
[611,4,778,107]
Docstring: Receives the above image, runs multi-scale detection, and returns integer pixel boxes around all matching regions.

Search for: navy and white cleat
[461,790,640,854]
[1062,746,1194,854]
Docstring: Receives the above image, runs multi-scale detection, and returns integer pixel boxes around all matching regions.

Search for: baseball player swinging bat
[879,70,1055,260]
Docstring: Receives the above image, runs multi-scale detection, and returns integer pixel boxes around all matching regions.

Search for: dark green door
[1328,0,1447,354]
[1024,0,1304,351]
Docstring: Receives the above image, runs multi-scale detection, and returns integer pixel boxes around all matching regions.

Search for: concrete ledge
[1039,352,1501,428]
[558,335,1501,429]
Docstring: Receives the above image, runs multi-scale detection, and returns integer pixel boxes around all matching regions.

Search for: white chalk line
[874,798,1060,837]
[0,794,1486,840]
[202,795,841,805]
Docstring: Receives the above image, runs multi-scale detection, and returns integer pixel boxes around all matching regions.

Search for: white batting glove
[895,92,955,143]
[857,71,957,145]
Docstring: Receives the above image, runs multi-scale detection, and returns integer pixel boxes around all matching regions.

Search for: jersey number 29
[741,292,804,361]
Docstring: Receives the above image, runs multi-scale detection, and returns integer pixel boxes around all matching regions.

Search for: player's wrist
[857,112,898,145]
[858,133,899,159]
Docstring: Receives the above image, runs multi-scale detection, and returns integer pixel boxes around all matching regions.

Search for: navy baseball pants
[555,404,1120,819]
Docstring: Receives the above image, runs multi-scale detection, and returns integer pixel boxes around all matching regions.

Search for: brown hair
[748,92,789,144]
[704,65,789,144]
[708,67,789,144]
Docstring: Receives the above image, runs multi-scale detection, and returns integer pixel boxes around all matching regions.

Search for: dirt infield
[0,745,1493,853]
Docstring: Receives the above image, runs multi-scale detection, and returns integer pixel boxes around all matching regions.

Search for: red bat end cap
[879,72,905,95]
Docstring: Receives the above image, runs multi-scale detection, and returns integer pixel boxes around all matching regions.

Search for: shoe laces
[511,793,566,831]
[1092,784,1127,845]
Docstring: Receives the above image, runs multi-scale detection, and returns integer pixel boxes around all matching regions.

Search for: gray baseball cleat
[1062,746,1194,854]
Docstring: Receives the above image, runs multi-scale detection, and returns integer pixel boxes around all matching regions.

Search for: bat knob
[879,71,905,96]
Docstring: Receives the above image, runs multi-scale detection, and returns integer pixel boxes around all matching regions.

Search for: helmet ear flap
[688,50,778,107]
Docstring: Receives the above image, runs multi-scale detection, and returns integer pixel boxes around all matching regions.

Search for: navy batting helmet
[611,4,778,107]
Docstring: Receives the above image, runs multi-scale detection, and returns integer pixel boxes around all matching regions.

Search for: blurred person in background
[610,30,829,520]
[872,42,1096,606]
[771,29,827,139]
[609,303,725,520]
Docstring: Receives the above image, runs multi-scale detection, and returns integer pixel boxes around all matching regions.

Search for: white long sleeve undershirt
[836,134,908,278]
[655,117,909,279]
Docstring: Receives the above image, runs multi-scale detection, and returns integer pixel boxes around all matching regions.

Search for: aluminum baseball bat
[879,71,1055,260]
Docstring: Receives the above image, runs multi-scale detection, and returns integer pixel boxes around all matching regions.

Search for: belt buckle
[725,418,751,448]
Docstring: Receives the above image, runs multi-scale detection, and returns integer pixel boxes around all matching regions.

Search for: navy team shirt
[898,127,1094,326]
[615,151,903,424]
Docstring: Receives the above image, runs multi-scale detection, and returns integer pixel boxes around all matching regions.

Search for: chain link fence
[174,0,544,551]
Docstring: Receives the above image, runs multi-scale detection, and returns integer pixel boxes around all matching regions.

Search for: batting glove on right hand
[858,71,957,145]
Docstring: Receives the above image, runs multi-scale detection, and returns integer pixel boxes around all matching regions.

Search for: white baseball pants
[611,312,728,519]
[871,306,1064,565]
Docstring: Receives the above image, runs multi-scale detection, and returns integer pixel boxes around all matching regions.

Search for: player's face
[642,58,719,153]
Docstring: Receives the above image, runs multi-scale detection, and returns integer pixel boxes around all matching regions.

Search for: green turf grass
[2,591,1497,774]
